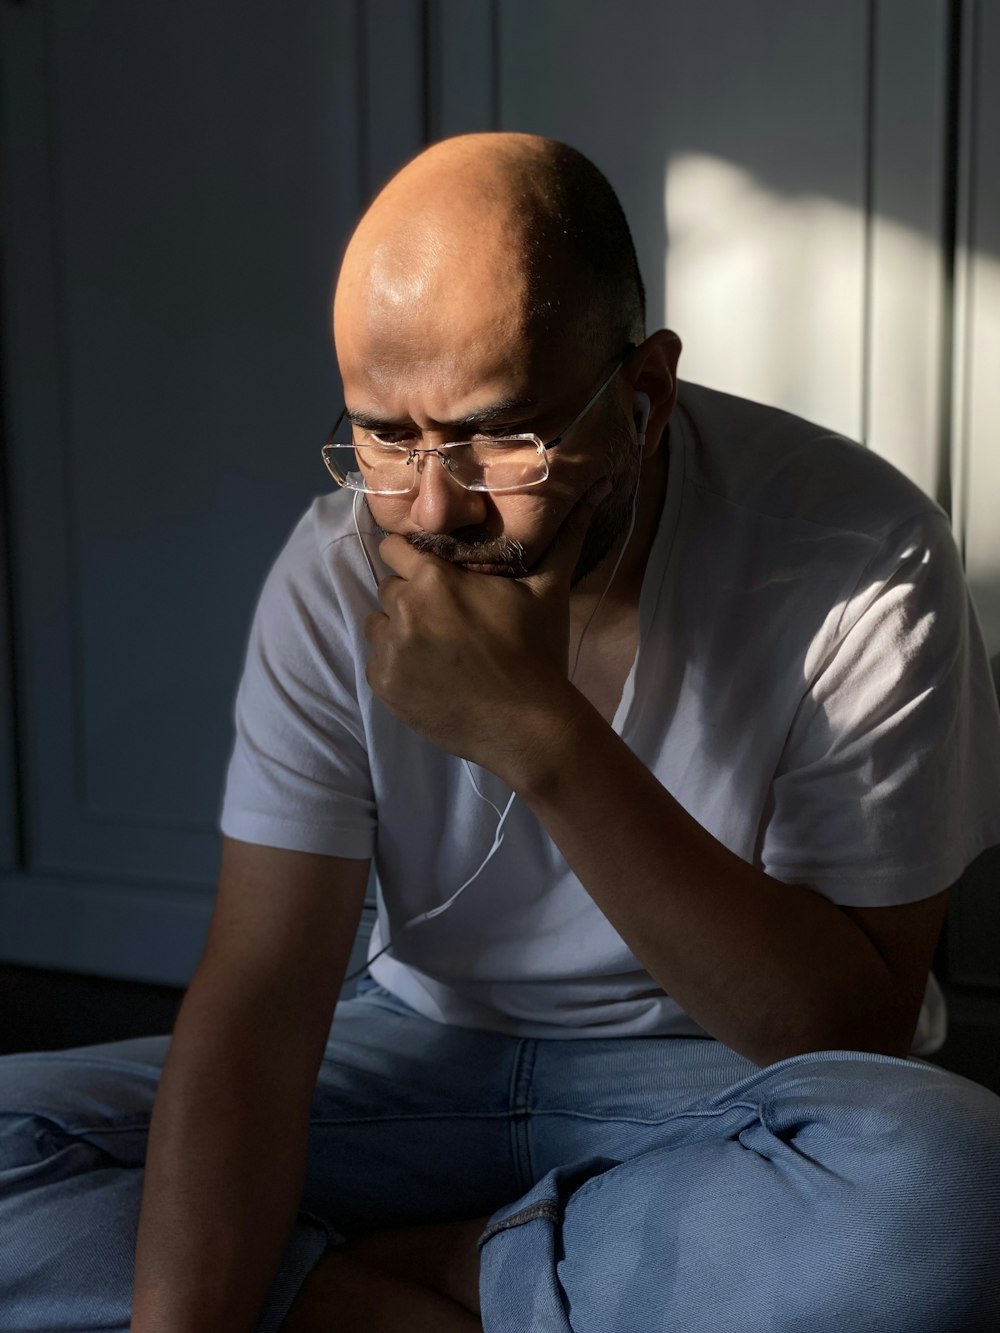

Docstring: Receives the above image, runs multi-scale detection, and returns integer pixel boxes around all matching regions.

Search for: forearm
[507,686,906,1066]
[132,969,323,1332]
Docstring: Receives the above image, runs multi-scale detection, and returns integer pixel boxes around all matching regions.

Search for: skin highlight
[301,131,680,1332]
[131,131,950,1333]
[333,132,680,603]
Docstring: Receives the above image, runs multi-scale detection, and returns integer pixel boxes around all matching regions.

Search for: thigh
[524,1032,759,1177]
[304,982,526,1234]
[0,1034,168,1152]
[0,984,527,1331]
[0,1036,169,1333]
[1,984,526,1218]
[480,1046,1000,1333]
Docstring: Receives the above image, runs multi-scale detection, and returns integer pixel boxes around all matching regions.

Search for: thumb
[528,476,612,589]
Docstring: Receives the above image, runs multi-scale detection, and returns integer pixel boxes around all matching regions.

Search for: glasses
[321,345,634,495]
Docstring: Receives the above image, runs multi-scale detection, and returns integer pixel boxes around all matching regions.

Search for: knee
[785,1057,1000,1207]
[841,1065,1000,1326]
[0,1038,165,1109]
[878,1065,1000,1198]
[0,1039,166,1171]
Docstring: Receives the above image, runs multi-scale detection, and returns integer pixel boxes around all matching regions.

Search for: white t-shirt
[220,382,1000,1038]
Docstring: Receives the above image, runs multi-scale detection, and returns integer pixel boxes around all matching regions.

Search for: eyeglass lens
[323,438,547,494]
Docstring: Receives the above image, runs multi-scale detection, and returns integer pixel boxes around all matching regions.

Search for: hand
[364,480,609,780]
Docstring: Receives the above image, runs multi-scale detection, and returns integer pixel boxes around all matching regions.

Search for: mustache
[362,500,529,575]
[405,528,529,576]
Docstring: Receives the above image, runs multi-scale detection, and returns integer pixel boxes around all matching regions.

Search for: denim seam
[305,1110,518,1127]
[478,1200,560,1246]
[302,1102,764,1130]
[0,1053,164,1075]
[52,1099,761,1139]
[508,1039,538,1193]
[48,1118,152,1137]
[502,1106,755,1127]
[0,1111,150,1142]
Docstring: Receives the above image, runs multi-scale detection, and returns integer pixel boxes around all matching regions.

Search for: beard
[364,404,640,586]
[564,405,641,586]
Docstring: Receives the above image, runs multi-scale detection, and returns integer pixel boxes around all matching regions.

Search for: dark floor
[0,963,184,1054]
[1,961,998,1094]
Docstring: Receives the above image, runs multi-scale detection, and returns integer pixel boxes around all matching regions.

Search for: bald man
[3,133,1000,1333]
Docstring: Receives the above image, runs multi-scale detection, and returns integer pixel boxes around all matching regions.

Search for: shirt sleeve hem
[219,810,375,860]
[765,829,1000,907]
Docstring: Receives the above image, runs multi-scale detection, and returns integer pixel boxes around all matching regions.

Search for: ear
[627,329,682,459]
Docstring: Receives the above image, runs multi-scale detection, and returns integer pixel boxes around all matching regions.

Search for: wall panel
[952,0,1000,659]
[0,0,420,984]
[1,0,995,995]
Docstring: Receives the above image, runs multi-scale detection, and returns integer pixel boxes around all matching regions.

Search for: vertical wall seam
[420,0,432,146]
[860,0,878,450]
[40,5,90,830]
[356,0,370,204]
[949,0,979,568]
[958,0,979,569]
[0,257,24,869]
[0,0,25,866]
[489,0,500,129]
[936,0,964,523]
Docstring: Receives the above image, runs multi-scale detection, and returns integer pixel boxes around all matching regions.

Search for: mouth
[396,520,529,577]
[456,560,521,577]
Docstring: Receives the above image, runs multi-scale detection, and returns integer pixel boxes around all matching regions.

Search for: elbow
[747,995,918,1067]
[767,1023,915,1067]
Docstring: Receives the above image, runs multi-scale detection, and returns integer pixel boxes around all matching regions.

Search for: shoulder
[255,490,379,633]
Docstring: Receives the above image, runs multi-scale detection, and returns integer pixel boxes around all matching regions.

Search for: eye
[471,428,530,443]
[364,429,413,449]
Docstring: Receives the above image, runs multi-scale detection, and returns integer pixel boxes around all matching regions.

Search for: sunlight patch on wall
[664,153,866,442]
[663,151,999,656]
[955,239,1000,655]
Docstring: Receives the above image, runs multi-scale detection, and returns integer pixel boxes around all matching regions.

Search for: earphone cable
[346,458,643,984]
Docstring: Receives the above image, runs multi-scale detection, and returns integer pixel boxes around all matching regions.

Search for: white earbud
[633,391,651,443]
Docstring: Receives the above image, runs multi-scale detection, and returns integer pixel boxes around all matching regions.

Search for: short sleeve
[761,509,1000,905]
[219,508,376,858]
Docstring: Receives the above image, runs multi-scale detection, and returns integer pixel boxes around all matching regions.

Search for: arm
[504,682,949,1065]
[366,499,960,1067]
[131,836,368,1333]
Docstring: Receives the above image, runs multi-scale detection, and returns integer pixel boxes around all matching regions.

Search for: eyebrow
[346,397,540,432]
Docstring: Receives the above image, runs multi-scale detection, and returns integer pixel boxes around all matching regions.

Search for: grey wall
[1,1,996,1002]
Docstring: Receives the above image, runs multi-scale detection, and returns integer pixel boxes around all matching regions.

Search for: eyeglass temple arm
[542,341,636,453]
[325,405,349,442]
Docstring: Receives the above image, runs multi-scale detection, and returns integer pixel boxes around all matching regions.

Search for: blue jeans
[1,975,999,1331]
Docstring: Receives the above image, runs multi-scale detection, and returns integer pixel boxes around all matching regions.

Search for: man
[3,132,1000,1332]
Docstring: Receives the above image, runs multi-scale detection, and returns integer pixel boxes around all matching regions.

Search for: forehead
[335,280,559,421]
[332,198,595,418]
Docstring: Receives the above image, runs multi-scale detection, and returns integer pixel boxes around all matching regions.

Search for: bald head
[334,133,645,393]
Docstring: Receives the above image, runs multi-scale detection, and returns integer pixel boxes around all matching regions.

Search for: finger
[527,476,612,589]
[363,609,387,644]
[376,574,400,612]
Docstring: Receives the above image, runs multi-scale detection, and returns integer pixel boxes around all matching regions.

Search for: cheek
[364,495,408,534]
[483,493,552,548]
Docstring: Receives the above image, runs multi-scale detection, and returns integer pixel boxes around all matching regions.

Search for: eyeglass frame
[320,342,636,496]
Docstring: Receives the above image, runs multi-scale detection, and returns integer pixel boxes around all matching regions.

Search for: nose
[408,452,489,534]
